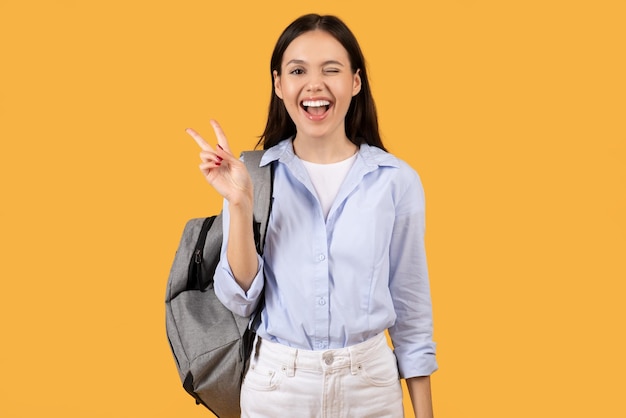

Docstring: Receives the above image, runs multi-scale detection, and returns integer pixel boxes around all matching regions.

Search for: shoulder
[260,138,295,166]
[359,144,422,185]
[358,144,425,215]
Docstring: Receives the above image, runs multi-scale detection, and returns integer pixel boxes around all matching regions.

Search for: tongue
[307,106,326,116]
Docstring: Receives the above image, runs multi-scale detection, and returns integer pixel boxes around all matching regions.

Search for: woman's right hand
[186,120,253,207]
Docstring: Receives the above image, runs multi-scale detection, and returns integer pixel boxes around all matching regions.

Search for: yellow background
[1,0,624,417]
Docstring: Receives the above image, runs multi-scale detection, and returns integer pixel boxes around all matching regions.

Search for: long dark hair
[257,14,385,151]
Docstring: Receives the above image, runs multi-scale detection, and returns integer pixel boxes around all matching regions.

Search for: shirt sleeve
[388,167,438,378]
[213,198,265,318]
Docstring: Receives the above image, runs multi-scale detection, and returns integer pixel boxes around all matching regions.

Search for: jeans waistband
[252,333,388,377]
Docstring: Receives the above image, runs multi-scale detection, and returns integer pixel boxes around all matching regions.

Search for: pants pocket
[242,359,284,391]
[357,346,400,387]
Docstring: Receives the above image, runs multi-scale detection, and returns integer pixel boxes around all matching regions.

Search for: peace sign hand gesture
[186,120,253,207]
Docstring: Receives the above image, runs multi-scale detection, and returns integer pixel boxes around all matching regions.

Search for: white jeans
[240,333,404,418]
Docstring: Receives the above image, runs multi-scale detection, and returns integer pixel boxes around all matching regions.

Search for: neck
[292,134,358,164]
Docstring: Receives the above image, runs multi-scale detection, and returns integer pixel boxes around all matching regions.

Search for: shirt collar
[260,138,399,169]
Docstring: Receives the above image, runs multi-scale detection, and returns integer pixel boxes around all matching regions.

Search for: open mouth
[301,99,331,116]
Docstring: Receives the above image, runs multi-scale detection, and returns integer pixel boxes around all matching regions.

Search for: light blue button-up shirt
[214,139,438,378]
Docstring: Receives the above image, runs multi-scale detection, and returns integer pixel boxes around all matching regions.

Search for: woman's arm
[407,376,434,418]
[187,120,258,291]
[225,198,258,292]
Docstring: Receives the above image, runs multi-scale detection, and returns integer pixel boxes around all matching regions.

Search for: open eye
[289,68,305,75]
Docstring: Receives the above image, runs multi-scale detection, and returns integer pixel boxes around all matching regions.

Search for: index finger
[185,128,212,151]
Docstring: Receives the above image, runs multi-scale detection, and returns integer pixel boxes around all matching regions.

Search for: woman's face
[273,30,361,143]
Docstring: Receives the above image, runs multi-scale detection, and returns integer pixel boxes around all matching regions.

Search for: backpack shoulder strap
[241,150,272,255]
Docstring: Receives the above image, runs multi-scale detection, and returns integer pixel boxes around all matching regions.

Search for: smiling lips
[301,99,331,119]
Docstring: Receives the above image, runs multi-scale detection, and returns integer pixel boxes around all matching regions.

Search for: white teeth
[302,100,330,107]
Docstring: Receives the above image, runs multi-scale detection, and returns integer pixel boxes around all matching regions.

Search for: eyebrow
[285,59,345,67]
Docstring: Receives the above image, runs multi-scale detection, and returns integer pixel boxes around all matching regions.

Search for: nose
[307,74,323,92]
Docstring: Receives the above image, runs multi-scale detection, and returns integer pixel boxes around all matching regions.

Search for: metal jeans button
[323,353,334,365]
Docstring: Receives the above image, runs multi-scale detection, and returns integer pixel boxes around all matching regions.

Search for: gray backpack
[165,150,272,418]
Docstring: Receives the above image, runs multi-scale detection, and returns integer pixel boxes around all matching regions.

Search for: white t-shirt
[301,153,358,219]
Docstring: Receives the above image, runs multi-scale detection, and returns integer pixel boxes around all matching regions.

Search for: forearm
[406,376,434,418]
[226,200,258,292]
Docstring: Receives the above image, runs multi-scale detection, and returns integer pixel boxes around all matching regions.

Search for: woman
[187,14,437,418]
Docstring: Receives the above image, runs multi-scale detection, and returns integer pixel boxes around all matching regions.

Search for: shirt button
[319,298,326,305]
[317,254,326,262]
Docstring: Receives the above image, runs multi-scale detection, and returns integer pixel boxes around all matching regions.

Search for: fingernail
[215,162,221,166]
[216,156,223,162]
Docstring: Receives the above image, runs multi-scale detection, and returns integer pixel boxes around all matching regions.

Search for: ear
[352,69,362,96]
[273,70,283,99]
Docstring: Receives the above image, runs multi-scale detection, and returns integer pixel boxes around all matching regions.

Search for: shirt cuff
[394,342,439,378]
[213,252,264,317]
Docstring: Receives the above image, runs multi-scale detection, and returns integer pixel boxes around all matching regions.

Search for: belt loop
[290,349,297,377]
[349,346,359,375]
[251,334,261,361]
[281,348,296,377]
